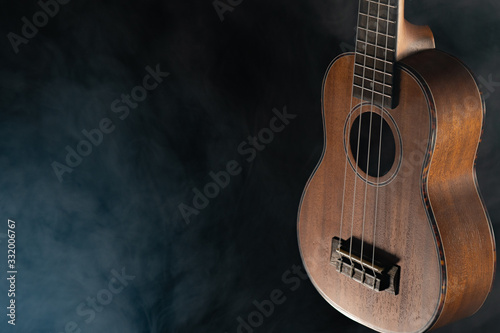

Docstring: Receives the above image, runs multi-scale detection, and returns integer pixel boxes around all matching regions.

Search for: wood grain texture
[401,49,496,330]
[297,50,495,332]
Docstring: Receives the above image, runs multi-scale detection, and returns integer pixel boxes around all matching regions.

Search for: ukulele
[297,1,496,332]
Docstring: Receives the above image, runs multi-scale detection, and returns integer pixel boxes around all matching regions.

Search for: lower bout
[298,185,443,332]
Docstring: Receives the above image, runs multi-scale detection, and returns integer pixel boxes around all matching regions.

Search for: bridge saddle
[330,237,400,295]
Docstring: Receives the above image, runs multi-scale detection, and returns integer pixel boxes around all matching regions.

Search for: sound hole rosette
[343,103,402,186]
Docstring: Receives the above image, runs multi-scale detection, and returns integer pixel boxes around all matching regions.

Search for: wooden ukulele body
[297,49,496,332]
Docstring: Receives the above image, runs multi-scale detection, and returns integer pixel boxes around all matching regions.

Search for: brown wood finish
[396,1,435,61]
[297,50,495,332]
[402,50,496,330]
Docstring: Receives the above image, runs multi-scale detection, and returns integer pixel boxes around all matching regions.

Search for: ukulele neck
[352,0,435,109]
[353,0,400,109]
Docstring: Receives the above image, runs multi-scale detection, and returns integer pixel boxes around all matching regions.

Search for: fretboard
[353,0,399,109]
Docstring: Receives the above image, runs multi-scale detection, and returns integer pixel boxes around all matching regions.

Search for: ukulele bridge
[330,237,400,294]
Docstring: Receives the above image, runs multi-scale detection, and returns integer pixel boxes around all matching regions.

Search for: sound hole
[349,112,395,178]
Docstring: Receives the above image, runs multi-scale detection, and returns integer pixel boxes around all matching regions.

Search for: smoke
[0,0,498,333]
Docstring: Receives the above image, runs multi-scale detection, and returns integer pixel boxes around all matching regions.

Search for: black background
[0,0,499,332]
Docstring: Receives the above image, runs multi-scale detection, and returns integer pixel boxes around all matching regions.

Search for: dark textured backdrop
[0,0,499,332]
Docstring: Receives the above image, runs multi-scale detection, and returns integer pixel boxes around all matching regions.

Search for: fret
[353,79,393,96]
[358,14,397,37]
[359,12,396,24]
[366,0,397,9]
[354,65,394,86]
[357,40,394,53]
[353,84,391,98]
[356,41,395,62]
[355,53,394,69]
[360,1,398,21]
[358,26,396,39]
[353,84,392,97]
[353,77,393,100]
[353,88,392,101]
[355,64,392,78]
[353,86,393,108]
[357,28,396,53]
